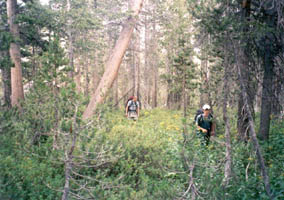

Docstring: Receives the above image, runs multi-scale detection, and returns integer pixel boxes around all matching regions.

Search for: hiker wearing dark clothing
[195,104,215,146]
[125,96,140,120]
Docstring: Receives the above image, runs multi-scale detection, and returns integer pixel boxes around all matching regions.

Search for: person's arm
[197,125,208,133]
[137,107,140,117]
[137,102,140,117]
[125,105,129,116]
[196,115,207,133]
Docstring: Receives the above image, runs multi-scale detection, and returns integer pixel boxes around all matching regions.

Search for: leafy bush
[1,100,283,200]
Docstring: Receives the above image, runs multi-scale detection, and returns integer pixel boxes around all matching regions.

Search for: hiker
[125,96,140,120]
[195,104,215,146]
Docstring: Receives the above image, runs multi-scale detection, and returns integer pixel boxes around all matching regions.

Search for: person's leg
[197,131,206,146]
[128,111,137,120]
[204,133,210,146]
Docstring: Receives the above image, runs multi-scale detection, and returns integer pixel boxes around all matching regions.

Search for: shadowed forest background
[0,0,284,199]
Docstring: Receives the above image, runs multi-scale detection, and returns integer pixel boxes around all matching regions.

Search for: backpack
[194,109,203,123]
[127,100,138,112]
[125,96,134,109]
[194,109,213,124]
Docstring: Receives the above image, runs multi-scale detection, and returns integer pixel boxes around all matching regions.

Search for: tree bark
[66,0,74,79]
[166,47,174,109]
[7,0,24,107]
[131,39,136,96]
[84,56,89,97]
[231,37,272,198]
[152,65,158,107]
[259,42,273,140]
[199,36,210,107]
[259,6,277,140]
[62,114,78,200]
[237,0,255,142]
[75,57,81,93]
[255,67,262,113]
[136,30,141,101]
[223,50,232,186]
[82,0,144,119]
[271,63,284,117]
[271,64,282,116]
[151,17,158,108]
[114,77,118,109]
[144,0,151,106]
[91,53,100,94]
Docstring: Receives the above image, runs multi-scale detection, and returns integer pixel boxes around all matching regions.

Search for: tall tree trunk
[232,37,272,198]
[132,39,136,96]
[62,117,78,200]
[223,49,232,186]
[114,77,118,109]
[151,17,158,108]
[199,35,212,107]
[31,46,36,78]
[152,67,158,107]
[271,64,281,116]
[136,30,141,101]
[166,48,173,109]
[259,42,274,140]
[199,36,210,107]
[75,57,81,93]
[237,0,255,141]
[182,64,187,120]
[255,68,262,113]
[82,0,144,119]
[7,0,24,107]
[84,56,89,97]
[144,0,151,106]
[91,52,100,95]
[259,5,277,140]
[66,0,74,79]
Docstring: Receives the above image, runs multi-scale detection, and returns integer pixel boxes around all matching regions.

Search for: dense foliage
[1,97,283,199]
[1,0,284,199]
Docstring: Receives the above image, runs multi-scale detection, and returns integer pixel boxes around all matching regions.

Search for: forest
[0,0,284,199]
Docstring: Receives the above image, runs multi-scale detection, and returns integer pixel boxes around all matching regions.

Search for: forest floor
[1,108,284,199]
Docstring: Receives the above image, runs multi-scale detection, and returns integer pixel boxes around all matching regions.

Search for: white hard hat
[202,104,211,110]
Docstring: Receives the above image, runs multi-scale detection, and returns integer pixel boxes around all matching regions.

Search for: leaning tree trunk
[82,0,144,119]
[7,0,24,107]
[231,37,272,198]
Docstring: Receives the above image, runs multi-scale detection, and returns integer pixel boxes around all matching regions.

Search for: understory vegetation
[0,86,283,199]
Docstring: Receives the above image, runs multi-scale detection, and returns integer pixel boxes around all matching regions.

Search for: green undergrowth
[0,104,284,199]
[95,109,185,199]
